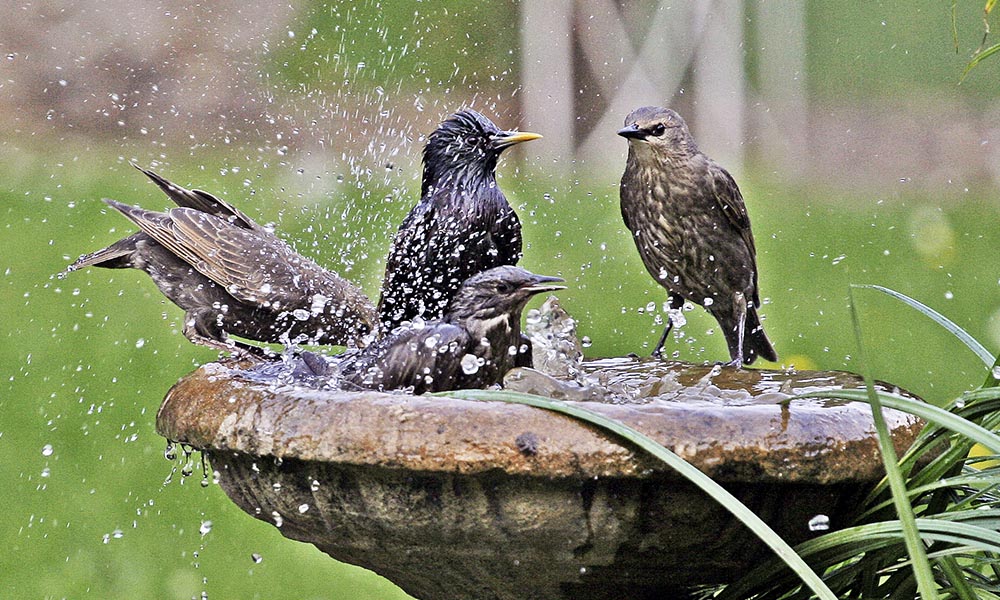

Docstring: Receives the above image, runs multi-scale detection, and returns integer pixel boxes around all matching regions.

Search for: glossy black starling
[618,106,777,366]
[376,109,541,333]
[338,266,564,394]
[62,165,376,354]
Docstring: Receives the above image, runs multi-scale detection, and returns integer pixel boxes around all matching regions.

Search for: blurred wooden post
[520,0,575,166]
[693,0,745,179]
[517,0,803,178]
[755,0,808,176]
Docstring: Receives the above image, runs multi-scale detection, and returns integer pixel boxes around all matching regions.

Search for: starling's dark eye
[651,123,666,136]
[465,135,480,146]
[496,282,513,295]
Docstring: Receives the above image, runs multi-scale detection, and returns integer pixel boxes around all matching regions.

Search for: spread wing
[104,199,368,312]
[132,164,260,231]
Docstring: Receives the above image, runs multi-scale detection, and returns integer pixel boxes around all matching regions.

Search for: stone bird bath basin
[156,357,924,600]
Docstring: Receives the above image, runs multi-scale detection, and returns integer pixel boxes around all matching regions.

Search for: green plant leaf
[853,284,995,368]
[436,388,839,600]
[962,41,1000,82]
[847,286,940,600]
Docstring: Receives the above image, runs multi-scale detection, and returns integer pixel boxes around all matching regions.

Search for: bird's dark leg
[182,310,270,360]
[726,292,747,368]
[652,295,686,359]
[651,322,673,358]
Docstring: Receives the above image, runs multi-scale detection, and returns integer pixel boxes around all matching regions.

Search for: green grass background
[3,1,1000,597]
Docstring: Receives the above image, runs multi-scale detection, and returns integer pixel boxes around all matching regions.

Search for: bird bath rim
[156,356,924,485]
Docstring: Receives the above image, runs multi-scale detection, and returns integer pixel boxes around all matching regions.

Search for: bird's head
[617,106,698,156]
[422,109,541,194]
[446,266,565,326]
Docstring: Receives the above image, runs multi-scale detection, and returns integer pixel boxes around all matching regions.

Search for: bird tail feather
[742,306,777,365]
[59,235,138,277]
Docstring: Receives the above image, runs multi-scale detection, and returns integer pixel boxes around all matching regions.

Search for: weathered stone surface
[156,357,925,599]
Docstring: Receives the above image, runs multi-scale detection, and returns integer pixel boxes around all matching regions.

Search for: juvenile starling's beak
[617,123,647,141]
[522,274,566,294]
[492,130,543,150]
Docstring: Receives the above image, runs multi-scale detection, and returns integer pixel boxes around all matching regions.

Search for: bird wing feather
[710,163,761,302]
[165,208,342,307]
[133,164,259,231]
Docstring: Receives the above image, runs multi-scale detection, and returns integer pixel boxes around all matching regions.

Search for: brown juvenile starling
[376,109,541,333]
[618,106,777,366]
[62,165,376,354]
[338,266,564,394]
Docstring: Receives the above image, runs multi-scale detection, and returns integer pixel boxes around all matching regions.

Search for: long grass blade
[853,284,995,367]
[437,388,839,600]
[848,286,940,600]
[961,42,1000,82]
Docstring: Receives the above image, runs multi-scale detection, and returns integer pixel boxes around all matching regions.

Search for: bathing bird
[63,164,375,354]
[376,109,541,334]
[340,266,563,393]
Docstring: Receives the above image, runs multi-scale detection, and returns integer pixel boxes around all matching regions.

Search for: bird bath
[157,357,924,600]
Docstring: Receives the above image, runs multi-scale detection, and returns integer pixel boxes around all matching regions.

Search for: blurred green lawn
[2,151,998,598]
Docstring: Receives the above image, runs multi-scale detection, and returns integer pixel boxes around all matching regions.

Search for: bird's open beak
[523,274,566,294]
[617,124,647,141]
[492,130,543,150]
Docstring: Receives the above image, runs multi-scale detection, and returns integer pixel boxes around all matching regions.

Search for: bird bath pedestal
[156,357,924,600]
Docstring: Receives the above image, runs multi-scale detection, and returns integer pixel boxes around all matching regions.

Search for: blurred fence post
[755,0,808,176]
[518,0,812,178]
[693,1,745,179]
[520,0,575,167]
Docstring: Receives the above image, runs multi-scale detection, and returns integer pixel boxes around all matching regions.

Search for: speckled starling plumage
[339,266,564,394]
[63,164,376,354]
[376,109,541,333]
[618,106,776,366]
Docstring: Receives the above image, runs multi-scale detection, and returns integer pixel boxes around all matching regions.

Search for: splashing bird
[376,109,541,334]
[618,107,777,366]
[339,266,564,394]
[62,164,376,354]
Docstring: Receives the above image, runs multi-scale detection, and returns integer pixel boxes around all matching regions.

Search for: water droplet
[135,338,145,349]
[310,479,321,491]
[992,365,1000,380]
[272,511,283,528]
[164,442,177,461]
[41,444,53,457]
[807,514,830,531]
[251,553,263,564]
[831,254,846,265]
[703,297,714,307]
[581,336,592,348]
[298,504,309,514]
[199,520,213,536]
[460,354,480,375]
[41,467,51,478]
[944,291,953,300]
